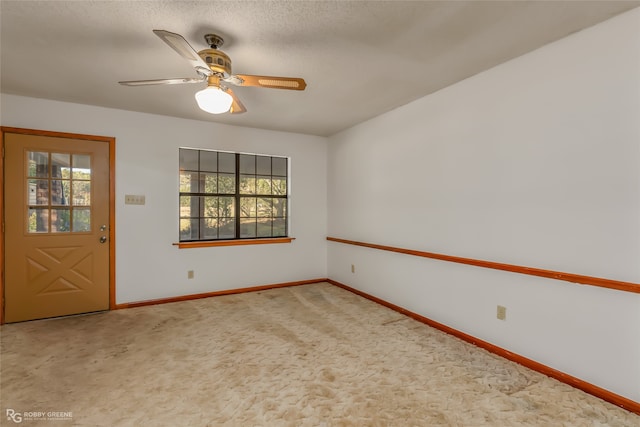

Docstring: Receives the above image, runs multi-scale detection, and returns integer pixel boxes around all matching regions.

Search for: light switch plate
[124,194,145,205]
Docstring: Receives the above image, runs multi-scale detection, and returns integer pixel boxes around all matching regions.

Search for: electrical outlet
[351,264,355,273]
[124,194,146,205]
[497,305,507,320]
[187,270,194,279]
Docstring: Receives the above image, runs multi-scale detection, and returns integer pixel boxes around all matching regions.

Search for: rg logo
[6,409,22,423]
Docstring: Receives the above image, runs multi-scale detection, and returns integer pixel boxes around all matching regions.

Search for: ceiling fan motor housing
[199,49,232,76]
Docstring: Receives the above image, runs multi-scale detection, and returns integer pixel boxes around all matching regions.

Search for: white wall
[1,94,328,303]
[327,8,640,402]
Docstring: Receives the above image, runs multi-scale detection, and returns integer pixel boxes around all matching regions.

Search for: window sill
[173,237,295,249]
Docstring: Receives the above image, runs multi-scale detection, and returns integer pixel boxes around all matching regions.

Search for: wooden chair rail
[327,237,640,294]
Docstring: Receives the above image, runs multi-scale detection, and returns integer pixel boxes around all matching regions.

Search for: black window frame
[179,148,289,242]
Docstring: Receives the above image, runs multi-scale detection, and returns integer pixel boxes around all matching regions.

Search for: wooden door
[4,131,111,323]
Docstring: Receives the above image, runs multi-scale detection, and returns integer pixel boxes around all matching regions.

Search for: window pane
[219,197,235,218]
[257,218,273,237]
[273,199,287,218]
[72,154,91,179]
[218,152,235,173]
[200,150,217,172]
[272,157,287,177]
[219,218,235,239]
[51,180,70,206]
[273,177,287,195]
[28,208,49,232]
[273,218,286,237]
[179,149,199,171]
[218,173,235,194]
[240,197,256,218]
[72,208,91,232]
[180,171,199,193]
[256,176,272,195]
[28,151,48,177]
[51,208,70,232]
[180,219,199,240]
[72,181,90,206]
[180,196,196,218]
[239,154,255,174]
[28,179,49,205]
[201,218,218,239]
[240,218,256,238]
[202,173,217,193]
[257,198,273,217]
[178,149,288,241]
[203,197,218,217]
[52,153,71,179]
[256,156,271,175]
[240,175,256,194]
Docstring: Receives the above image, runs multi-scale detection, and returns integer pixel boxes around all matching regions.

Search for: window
[179,148,288,242]
[26,151,92,233]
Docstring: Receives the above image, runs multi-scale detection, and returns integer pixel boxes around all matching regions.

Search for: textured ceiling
[1,1,638,136]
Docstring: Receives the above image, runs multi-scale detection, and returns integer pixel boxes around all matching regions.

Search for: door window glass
[26,151,92,233]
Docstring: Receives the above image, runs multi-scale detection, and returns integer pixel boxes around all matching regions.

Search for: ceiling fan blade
[119,76,206,86]
[153,29,212,75]
[226,74,307,91]
[226,88,246,114]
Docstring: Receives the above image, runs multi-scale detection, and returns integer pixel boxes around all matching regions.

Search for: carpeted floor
[1,282,638,426]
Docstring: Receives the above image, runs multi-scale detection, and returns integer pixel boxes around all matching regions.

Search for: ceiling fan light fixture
[119,30,307,115]
[195,86,233,114]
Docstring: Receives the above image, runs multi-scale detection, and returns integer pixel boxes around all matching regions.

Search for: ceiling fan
[119,30,307,114]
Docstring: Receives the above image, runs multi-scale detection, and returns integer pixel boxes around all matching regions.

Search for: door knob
[99,236,107,243]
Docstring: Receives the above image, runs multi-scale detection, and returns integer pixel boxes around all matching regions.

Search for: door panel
[4,132,110,323]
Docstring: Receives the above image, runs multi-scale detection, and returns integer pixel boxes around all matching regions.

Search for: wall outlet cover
[497,305,507,320]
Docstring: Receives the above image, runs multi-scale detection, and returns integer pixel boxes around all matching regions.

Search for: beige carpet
[1,282,638,426]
